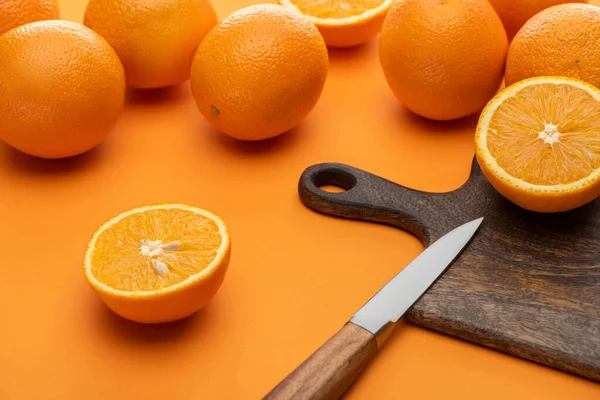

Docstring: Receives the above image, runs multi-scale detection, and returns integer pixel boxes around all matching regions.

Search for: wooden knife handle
[297,162,442,245]
[263,323,378,400]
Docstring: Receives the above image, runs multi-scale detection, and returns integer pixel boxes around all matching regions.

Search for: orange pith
[475,76,600,212]
[487,83,600,186]
[290,0,385,19]
[89,208,222,292]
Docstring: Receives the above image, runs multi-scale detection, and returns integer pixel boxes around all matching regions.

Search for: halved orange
[84,204,231,323]
[279,0,393,48]
[475,76,600,213]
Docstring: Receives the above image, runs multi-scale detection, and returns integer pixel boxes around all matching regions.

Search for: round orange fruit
[0,20,125,159]
[475,76,600,213]
[379,0,508,121]
[190,4,328,141]
[505,3,600,89]
[0,0,59,35]
[279,0,394,48]
[487,0,588,41]
[84,0,218,89]
[84,204,231,324]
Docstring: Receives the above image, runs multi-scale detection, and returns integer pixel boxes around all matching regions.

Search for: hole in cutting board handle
[311,167,357,194]
[319,185,347,193]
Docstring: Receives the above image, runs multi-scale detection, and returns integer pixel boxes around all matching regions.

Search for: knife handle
[297,162,441,245]
[263,323,378,400]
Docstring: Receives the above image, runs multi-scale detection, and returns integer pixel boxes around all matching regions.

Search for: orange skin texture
[505,3,600,88]
[190,4,329,141]
[83,0,217,89]
[0,0,59,35]
[95,244,231,324]
[0,20,125,159]
[378,0,508,121]
[487,0,589,41]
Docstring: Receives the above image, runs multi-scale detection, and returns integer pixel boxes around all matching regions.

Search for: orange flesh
[289,0,385,18]
[487,83,600,185]
[90,209,222,291]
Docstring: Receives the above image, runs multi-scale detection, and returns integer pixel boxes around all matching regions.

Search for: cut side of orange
[84,204,231,323]
[279,0,393,48]
[475,76,600,213]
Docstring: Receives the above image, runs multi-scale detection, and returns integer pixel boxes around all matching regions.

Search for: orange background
[1,0,599,398]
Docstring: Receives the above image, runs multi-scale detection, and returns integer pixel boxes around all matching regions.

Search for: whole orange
[189,4,329,141]
[0,21,125,159]
[487,0,588,41]
[0,0,59,35]
[505,3,600,89]
[84,0,217,89]
[379,0,508,121]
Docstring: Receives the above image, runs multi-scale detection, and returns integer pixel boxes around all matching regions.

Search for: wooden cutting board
[297,160,600,383]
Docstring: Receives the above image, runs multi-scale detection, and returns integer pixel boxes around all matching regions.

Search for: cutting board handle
[298,162,443,245]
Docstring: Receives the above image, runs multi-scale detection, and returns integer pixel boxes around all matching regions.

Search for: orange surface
[0,20,125,159]
[378,0,508,121]
[505,3,600,89]
[189,3,328,141]
[0,0,599,398]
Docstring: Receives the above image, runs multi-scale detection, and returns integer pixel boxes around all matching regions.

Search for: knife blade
[350,216,484,344]
[264,217,484,400]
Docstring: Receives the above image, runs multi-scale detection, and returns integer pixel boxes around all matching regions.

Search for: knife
[263,217,484,400]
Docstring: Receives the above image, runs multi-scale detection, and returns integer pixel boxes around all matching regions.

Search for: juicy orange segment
[279,0,393,48]
[84,204,231,323]
[89,207,223,291]
[475,76,600,213]
[290,0,386,19]
[487,83,600,185]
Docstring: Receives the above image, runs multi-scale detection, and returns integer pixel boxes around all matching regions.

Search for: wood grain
[263,323,377,400]
[297,160,600,383]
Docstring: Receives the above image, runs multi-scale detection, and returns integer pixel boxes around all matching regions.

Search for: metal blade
[350,217,484,338]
